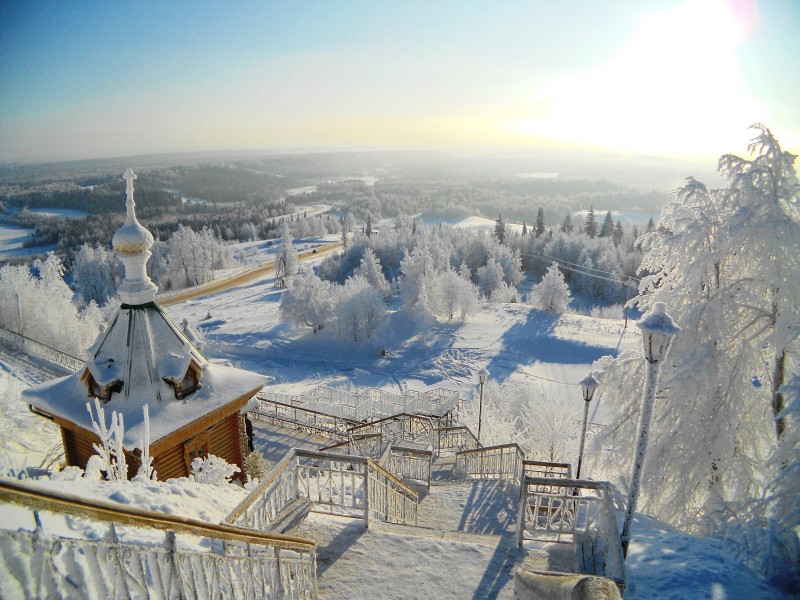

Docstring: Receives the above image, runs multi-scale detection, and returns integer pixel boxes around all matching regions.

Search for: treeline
[2,179,180,214]
[147,164,295,205]
[298,177,667,226]
[10,199,294,254]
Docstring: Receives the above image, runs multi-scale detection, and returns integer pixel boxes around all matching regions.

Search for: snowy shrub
[133,405,157,483]
[86,398,127,481]
[528,263,571,313]
[589,304,624,319]
[84,455,105,481]
[191,454,240,485]
[51,465,84,481]
[245,450,270,481]
[489,281,517,303]
[280,270,333,333]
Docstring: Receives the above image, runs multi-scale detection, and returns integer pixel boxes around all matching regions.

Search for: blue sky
[1,0,797,163]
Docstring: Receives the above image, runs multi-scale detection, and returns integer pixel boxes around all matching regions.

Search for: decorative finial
[123,168,137,221]
[113,168,157,305]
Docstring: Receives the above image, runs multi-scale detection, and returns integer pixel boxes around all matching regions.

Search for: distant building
[24,169,266,480]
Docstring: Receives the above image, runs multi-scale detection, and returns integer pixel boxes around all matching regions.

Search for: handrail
[457,442,524,456]
[256,395,362,428]
[516,476,626,592]
[347,412,429,433]
[367,458,420,498]
[0,478,314,551]
[226,449,299,526]
[455,442,525,481]
[435,425,481,453]
[0,326,83,372]
[523,460,573,479]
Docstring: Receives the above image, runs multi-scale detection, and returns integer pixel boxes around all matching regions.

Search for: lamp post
[620,302,681,558]
[477,367,489,444]
[576,373,599,480]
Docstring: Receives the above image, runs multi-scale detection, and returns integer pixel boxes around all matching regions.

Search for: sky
[0,0,798,164]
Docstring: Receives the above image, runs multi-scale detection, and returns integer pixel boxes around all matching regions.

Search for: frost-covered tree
[591,126,800,585]
[561,213,574,234]
[477,257,505,298]
[430,268,480,321]
[353,247,390,297]
[274,223,299,286]
[0,253,102,356]
[72,243,120,305]
[584,207,598,238]
[528,263,571,313]
[165,225,232,289]
[599,211,614,238]
[493,213,507,244]
[334,276,387,342]
[535,208,546,237]
[280,270,333,333]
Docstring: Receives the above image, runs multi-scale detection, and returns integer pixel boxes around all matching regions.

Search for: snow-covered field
[0,265,789,598]
[0,208,87,259]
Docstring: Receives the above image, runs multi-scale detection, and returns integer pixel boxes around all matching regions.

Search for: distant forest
[0,153,670,260]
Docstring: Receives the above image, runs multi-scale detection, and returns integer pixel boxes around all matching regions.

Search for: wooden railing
[227,450,301,530]
[382,444,433,489]
[0,479,317,600]
[227,449,418,529]
[516,478,625,591]
[455,443,525,481]
[251,396,358,441]
[0,327,83,372]
[523,460,573,479]
[366,458,419,526]
[435,426,481,454]
[348,413,435,449]
[522,460,574,494]
[261,386,459,422]
[318,433,384,458]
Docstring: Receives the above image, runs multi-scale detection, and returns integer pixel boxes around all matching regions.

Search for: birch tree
[590,126,800,581]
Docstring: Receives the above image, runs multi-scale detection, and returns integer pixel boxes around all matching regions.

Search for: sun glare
[504,0,762,157]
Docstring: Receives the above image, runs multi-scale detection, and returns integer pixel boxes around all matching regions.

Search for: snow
[0,254,789,598]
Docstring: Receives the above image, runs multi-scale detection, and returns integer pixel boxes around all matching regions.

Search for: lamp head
[636,302,681,363]
[579,373,600,402]
[478,367,489,385]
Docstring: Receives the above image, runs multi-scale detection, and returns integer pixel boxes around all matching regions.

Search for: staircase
[237,406,625,598]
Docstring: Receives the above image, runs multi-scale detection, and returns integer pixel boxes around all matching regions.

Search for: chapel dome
[112,168,154,254]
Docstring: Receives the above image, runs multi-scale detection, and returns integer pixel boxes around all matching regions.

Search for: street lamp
[576,373,599,480]
[477,367,489,444]
[620,302,681,558]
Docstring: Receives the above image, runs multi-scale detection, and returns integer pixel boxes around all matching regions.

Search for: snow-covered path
[298,513,523,600]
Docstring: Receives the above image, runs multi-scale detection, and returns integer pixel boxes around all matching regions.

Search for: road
[157,240,341,306]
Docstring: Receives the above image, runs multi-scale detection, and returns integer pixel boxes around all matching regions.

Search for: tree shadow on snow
[486,309,615,384]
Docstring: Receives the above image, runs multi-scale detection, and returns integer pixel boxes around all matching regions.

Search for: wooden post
[364,462,370,529]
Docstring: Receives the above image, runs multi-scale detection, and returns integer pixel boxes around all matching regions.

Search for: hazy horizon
[2,0,798,165]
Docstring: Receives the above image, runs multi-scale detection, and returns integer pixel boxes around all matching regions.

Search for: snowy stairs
[415,479,519,536]
[265,498,314,535]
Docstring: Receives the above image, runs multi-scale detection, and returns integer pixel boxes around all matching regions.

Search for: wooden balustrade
[0,479,317,600]
[435,426,481,453]
[455,443,525,480]
[516,478,625,592]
